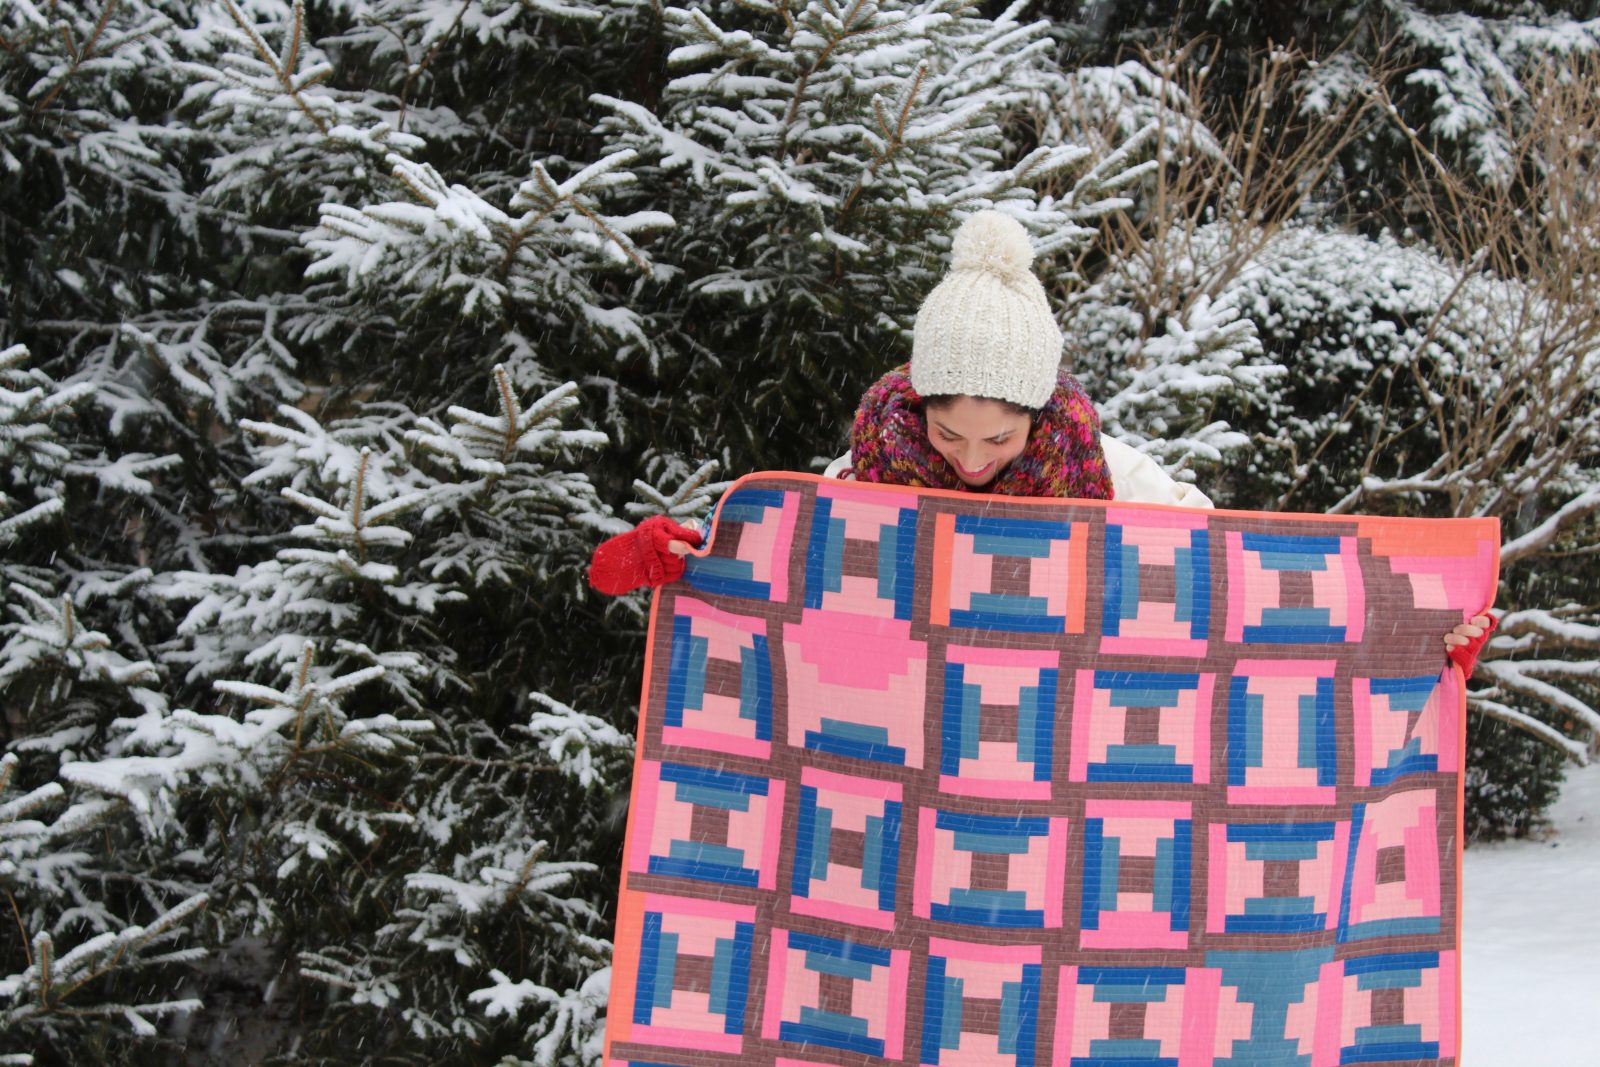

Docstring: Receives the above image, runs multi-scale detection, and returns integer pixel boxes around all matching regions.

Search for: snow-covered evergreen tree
[590,0,1152,471]
[4,0,656,1060]
[1,346,208,1059]
[135,364,628,1059]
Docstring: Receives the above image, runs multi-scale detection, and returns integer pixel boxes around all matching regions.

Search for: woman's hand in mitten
[587,515,703,595]
[1443,613,1497,678]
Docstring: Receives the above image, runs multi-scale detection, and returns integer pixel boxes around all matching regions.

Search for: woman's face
[926,396,1033,488]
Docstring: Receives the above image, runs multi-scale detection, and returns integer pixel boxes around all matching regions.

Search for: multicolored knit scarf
[849,364,1115,499]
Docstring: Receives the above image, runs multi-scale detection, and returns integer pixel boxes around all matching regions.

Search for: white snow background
[1464,760,1600,1061]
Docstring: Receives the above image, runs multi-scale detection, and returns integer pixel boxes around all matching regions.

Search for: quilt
[605,474,1499,1067]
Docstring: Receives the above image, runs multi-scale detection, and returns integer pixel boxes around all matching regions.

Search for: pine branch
[31,0,123,113]
[218,0,331,136]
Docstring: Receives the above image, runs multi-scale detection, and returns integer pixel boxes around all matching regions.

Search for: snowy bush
[1078,210,1600,793]
[1053,28,1600,825]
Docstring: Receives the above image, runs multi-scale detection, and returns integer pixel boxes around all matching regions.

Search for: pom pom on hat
[948,210,1036,284]
[910,211,1064,410]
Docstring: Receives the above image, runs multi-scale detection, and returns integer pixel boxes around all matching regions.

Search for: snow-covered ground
[1464,761,1599,1062]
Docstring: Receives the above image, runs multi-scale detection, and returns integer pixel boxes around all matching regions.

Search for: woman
[588,212,1492,669]
[828,210,1207,509]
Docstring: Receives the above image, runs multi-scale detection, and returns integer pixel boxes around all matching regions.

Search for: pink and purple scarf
[849,363,1114,500]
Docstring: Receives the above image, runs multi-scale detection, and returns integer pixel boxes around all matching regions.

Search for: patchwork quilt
[606,474,1499,1067]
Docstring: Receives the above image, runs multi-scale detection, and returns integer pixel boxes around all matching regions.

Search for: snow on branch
[1474,658,1600,740]
[627,457,727,522]
[1091,293,1277,472]
[405,839,598,918]
[522,692,632,789]
[1468,696,1591,765]
[1500,487,1600,566]
[278,448,426,561]
[0,588,163,709]
[61,642,431,826]
[303,149,665,334]
[0,893,208,1035]
[408,367,607,477]
[239,403,401,494]
[1,343,96,544]
[400,362,617,582]
[0,753,77,902]
[1392,4,1600,184]
[294,947,402,1011]
[1493,607,1600,653]
[468,965,610,1066]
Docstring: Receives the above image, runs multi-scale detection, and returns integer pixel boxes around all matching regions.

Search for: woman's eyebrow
[932,420,1014,440]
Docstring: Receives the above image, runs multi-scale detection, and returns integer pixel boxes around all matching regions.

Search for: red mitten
[588,516,703,595]
[1447,612,1498,679]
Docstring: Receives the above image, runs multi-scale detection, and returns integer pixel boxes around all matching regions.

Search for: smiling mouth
[954,459,995,478]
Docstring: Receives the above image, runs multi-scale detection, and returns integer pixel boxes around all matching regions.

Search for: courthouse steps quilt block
[608,474,1499,1067]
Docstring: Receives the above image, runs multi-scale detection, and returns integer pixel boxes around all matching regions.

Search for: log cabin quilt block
[608,474,1498,1067]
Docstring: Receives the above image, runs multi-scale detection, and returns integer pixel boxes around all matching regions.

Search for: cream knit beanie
[910,211,1063,410]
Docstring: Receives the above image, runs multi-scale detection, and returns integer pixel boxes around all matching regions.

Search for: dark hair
[922,394,1038,419]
